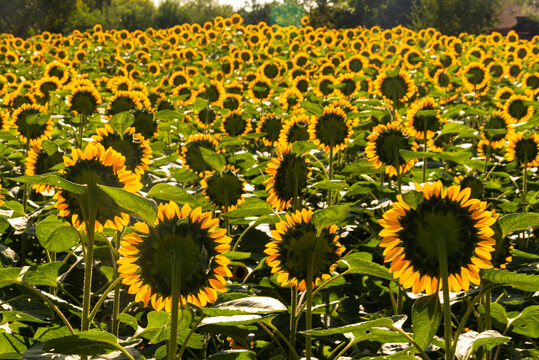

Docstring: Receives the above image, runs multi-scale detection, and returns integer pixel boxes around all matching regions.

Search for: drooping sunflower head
[308,105,353,153]
[503,94,535,124]
[220,109,252,137]
[194,106,217,130]
[264,144,311,212]
[92,125,153,175]
[200,165,246,212]
[279,114,312,146]
[336,73,359,98]
[480,110,514,149]
[132,108,159,139]
[378,181,497,294]
[105,91,149,120]
[279,88,304,112]
[34,76,62,103]
[506,132,539,168]
[54,143,142,232]
[222,94,243,112]
[256,113,283,147]
[117,201,232,311]
[405,97,444,140]
[25,146,64,193]
[11,103,53,147]
[265,208,345,291]
[374,69,416,105]
[365,121,419,177]
[179,133,222,177]
[68,86,102,116]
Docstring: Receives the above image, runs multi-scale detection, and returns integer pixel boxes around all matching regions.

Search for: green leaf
[198,297,287,317]
[171,168,199,183]
[345,182,375,196]
[301,100,323,116]
[341,252,392,280]
[41,140,59,156]
[200,314,266,326]
[43,330,122,356]
[454,330,509,360]
[223,198,273,218]
[206,350,257,359]
[146,183,194,205]
[10,174,86,194]
[24,262,65,288]
[109,111,134,135]
[154,110,183,121]
[401,190,424,210]
[200,147,226,173]
[33,325,74,342]
[499,213,539,237]
[0,332,27,359]
[311,180,349,191]
[0,267,22,289]
[292,141,318,155]
[192,97,209,112]
[480,269,539,292]
[224,251,252,260]
[118,313,138,331]
[36,216,79,253]
[97,184,157,225]
[412,294,441,350]
[302,317,396,336]
[312,205,349,230]
[1,311,49,324]
[510,305,539,338]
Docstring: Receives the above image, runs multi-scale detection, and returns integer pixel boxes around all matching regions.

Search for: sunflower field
[0,14,538,360]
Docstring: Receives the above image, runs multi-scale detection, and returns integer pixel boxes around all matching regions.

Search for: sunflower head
[220,109,252,137]
[117,201,232,311]
[506,132,539,168]
[248,76,272,102]
[378,181,497,294]
[54,143,142,232]
[406,97,444,140]
[374,69,416,105]
[11,103,53,147]
[308,105,353,153]
[480,110,514,149]
[257,113,283,146]
[503,94,535,124]
[200,165,246,212]
[132,108,159,139]
[179,133,222,177]
[264,144,311,212]
[69,86,102,115]
[265,208,345,291]
[279,114,312,146]
[25,146,64,193]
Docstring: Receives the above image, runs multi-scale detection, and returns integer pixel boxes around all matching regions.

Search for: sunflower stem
[112,229,122,337]
[289,288,298,357]
[305,257,314,360]
[422,118,427,183]
[178,309,204,360]
[168,255,182,360]
[484,287,492,360]
[434,231,453,360]
[81,182,97,360]
[522,158,528,203]
[483,143,491,175]
[328,145,334,207]
[78,113,86,148]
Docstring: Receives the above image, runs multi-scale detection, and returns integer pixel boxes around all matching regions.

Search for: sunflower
[200,165,246,212]
[25,146,64,193]
[378,181,497,294]
[503,94,535,124]
[279,114,312,146]
[257,114,283,147]
[265,208,345,291]
[0,110,9,132]
[178,133,222,176]
[105,91,148,120]
[168,71,191,88]
[132,108,159,139]
[54,143,142,232]
[405,97,443,140]
[344,54,367,74]
[365,121,419,177]
[279,88,304,112]
[308,106,353,153]
[198,80,226,106]
[117,201,232,311]
[11,103,53,147]
[314,75,337,98]
[460,62,489,91]
[264,144,311,212]
[506,132,539,168]
[293,75,310,94]
[221,94,242,111]
[493,87,514,108]
[336,73,359,98]
[374,69,416,105]
[34,76,62,103]
[147,61,161,77]
[92,125,153,175]
[68,86,102,116]
[194,106,217,130]
[172,84,198,106]
[248,76,272,102]
[522,72,539,96]
[480,110,514,149]
[220,110,252,137]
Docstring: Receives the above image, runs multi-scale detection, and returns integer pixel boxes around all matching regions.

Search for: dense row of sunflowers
[0,13,538,360]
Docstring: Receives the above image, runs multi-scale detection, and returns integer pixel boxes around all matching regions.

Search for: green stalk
[289,288,298,358]
[484,287,492,360]
[522,157,528,203]
[112,229,122,336]
[305,257,314,360]
[78,114,86,148]
[483,143,491,175]
[88,277,122,324]
[328,145,334,207]
[434,231,452,360]
[263,320,301,360]
[422,118,427,183]
[168,255,182,360]
[178,312,204,359]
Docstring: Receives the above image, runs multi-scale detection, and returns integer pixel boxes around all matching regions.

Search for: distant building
[493,2,539,38]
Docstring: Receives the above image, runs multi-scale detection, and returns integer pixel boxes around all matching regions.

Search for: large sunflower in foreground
[264,144,311,212]
[200,165,246,212]
[92,125,153,175]
[365,121,419,177]
[54,143,142,232]
[265,208,345,291]
[11,104,54,147]
[378,181,497,294]
[117,201,232,311]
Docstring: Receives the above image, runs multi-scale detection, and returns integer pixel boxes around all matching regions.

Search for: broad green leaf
[192,98,209,112]
[499,213,539,237]
[301,100,323,116]
[223,198,273,218]
[454,330,509,360]
[479,302,508,329]
[154,110,183,121]
[0,267,22,289]
[511,249,539,259]
[206,350,257,359]
[218,138,247,149]
[292,141,318,155]
[401,190,424,210]
[224,251,252,260]
[109,111,134,135]
[43,330,121,356]
[200,314,265,326]
[0,332,27,359]
[118,313,138,331]
[146,183,194,205]
[97,184,157,225]
[33,325,74,342]
[198,297,287,317]
[41,140,59,156]
[10,174,86,194]
[510,305,539,338]
[171,168,199,183]
[312,205,349,230]
[36,216,79,253]
[200,147,226,173]
[341,252,392,280]
[311,180,349,190]
[345,182,375,196]
[480,269,539,292]
[24,262,65,288]
[1,311,49,324]
[302,317,395,336]
[242,132,264,140]
[412,294,441,350]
